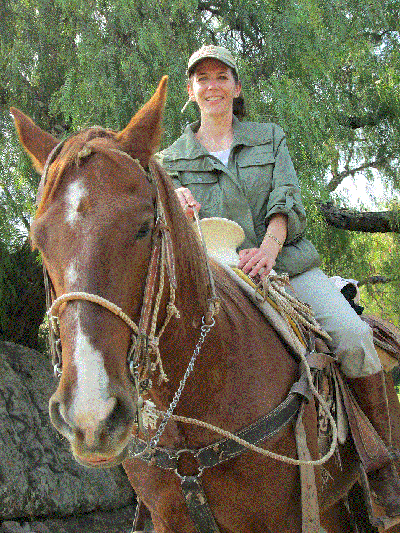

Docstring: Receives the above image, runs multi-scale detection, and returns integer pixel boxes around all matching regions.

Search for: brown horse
[10,77,396,533]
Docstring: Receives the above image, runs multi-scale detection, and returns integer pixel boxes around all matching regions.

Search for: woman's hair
[188,66,247,120]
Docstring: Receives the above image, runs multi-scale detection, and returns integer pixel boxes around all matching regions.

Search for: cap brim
[187,57,236,76]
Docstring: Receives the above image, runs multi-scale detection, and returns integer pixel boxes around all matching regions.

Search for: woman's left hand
[238,243,279,279]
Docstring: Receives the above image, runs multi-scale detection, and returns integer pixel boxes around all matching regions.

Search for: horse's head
[11,78,173,467]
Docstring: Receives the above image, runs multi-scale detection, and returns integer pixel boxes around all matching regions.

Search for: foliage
[0,240,45,350]
[1,0,400,347]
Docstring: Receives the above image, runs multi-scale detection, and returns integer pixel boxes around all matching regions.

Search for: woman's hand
[238,241,280,279]
[175,187,201,219]
[239,214,287,278]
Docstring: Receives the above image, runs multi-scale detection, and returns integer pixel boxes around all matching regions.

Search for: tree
[1,0,400,345]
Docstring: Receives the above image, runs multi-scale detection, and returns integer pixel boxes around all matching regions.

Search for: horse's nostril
[105,397,135,433]
[49,399,74,438]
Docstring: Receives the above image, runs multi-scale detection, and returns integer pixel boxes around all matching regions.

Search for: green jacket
[158,116,320,277]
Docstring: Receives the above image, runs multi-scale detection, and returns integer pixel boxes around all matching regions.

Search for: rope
[259,274,332,342]
[142,346,338,467]
[48,292,139,333]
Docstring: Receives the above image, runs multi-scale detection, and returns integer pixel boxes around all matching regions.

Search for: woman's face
[188,58,241,118]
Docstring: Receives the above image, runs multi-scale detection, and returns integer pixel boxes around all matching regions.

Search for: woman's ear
[187,82,196,101]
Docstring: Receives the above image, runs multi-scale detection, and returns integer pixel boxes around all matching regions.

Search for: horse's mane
[150,158,213,316]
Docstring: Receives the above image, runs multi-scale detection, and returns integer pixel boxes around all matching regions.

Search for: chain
[147,315,216,450]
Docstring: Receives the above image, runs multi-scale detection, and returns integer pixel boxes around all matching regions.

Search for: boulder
[0,504,136,533]
[0,341,135,520]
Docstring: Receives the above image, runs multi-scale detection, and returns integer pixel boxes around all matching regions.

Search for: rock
[0,341,135,520]
[0,504,137,533]
[1,521,26,533]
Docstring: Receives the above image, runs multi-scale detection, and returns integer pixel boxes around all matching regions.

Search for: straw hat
[197,217,245,266]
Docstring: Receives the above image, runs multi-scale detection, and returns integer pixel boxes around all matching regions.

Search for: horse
[10,77,399,533]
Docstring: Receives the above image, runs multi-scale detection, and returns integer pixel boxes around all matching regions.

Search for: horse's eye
[135,221,151,240]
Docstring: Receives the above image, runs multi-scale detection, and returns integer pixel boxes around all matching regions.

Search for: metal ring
[174,449,204,479]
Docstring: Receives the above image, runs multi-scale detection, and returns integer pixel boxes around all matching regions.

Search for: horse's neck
[151,264,298,449]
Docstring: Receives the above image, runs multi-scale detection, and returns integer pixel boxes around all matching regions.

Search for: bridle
[39,139,219,433]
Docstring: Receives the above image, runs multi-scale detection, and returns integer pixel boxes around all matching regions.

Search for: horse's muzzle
[49,389,137,463]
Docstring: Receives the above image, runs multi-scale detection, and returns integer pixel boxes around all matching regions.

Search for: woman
[158,44,400,519]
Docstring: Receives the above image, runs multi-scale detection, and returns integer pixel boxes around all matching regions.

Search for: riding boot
[347,371,400,517]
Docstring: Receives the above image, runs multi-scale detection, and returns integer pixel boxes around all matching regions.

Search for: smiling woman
[187,59,242,146]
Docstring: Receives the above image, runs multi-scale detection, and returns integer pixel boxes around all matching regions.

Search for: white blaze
[65,181,87,225]
[70,317,116,441]
[66,261,79,287]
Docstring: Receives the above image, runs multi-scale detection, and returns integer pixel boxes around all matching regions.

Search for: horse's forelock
[35,127,119,218]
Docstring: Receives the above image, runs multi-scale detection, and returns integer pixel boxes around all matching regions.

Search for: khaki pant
[289,267,381,378]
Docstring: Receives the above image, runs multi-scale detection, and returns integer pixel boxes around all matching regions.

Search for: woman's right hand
[175,187,201,219]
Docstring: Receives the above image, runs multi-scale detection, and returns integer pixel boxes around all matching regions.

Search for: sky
[334,174,400,210]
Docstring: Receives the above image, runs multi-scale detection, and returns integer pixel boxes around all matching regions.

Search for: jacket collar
[162,116,273,163]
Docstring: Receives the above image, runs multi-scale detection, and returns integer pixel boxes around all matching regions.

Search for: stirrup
[359,463,400,531]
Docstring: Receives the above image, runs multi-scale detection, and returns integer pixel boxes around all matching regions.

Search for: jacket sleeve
[265,130,307,244]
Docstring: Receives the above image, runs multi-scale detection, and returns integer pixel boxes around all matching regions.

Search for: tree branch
[336,105,393,130]
[319,202,400,233]
[327,157,389,192]
[358,275,396,287]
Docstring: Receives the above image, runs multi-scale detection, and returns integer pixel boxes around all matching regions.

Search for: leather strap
[335,369,391,472]
[158,219,177,289]
[139,235,161,333]
[129,391,303,471]
[180,476,221,533]
[295,403,320,533]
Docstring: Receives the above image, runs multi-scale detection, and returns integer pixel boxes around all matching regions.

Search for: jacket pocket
[179,172,221,217]
[237,147,275,198]
[180,172,219,186]
[237,145,275,168]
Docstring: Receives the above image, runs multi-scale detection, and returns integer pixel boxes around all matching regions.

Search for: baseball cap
[187,45,237,76]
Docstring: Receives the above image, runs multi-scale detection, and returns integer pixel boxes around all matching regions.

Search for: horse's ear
[10,108,58,173]
[116,76,168,168]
